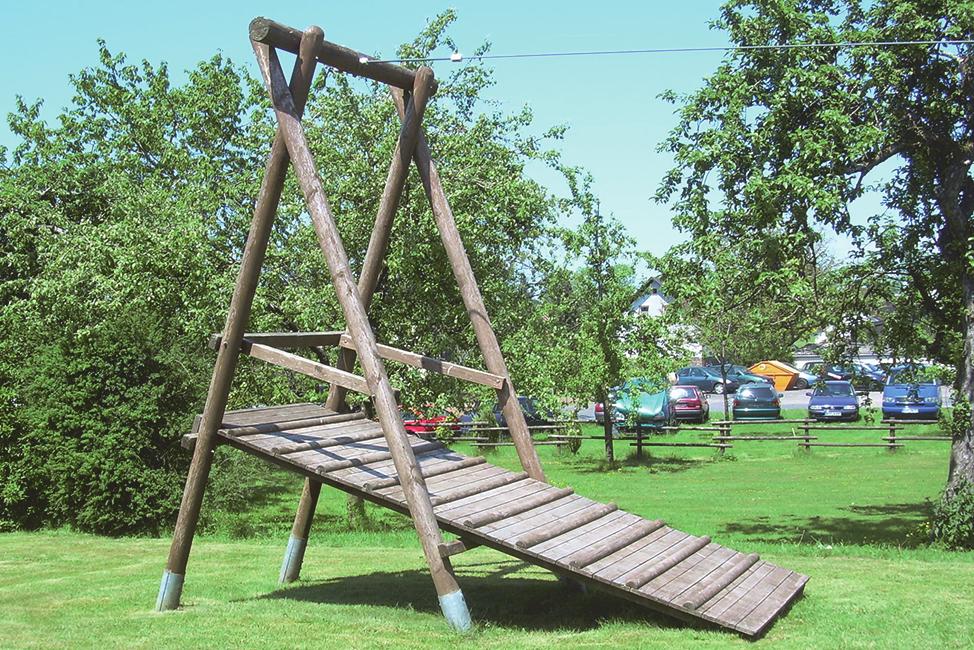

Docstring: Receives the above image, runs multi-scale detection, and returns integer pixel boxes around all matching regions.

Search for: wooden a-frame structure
[156,18,544,629]
[157,18,808,636]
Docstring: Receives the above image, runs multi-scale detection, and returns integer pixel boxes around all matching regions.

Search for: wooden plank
[483,495,592,539]
[625,535,712,589]
[513,502,619,549]
[683,552,761,609]
[338,334,505,390]
[221,411,366,438]
[430,472,530,507]
[241,340,371,395]
[330,448,466,485]
[238,423,384,454]
[411,464,511,498]
[714,566,792,628]
[645,544,729,600]
[316,441,443,474]
[735,571,808,636]
[434,480,544,520]
[462,486,575,528]
[700,561,775,619]
[221,404,327,428]
[527,509,629,556]
[542,512,642,563]
[882,436,951,441]
[565,518,666,569]
[274,428,386,456]
[592,528,685,581]
[362,456,486,492]
[209,331,344,350]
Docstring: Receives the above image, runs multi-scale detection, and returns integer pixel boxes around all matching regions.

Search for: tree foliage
[0,12,580,534]
[657,0,974,537]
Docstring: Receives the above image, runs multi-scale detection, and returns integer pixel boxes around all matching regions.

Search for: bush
[932,481,974,550]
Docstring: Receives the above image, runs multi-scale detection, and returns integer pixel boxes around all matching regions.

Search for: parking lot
[705,389,884,414]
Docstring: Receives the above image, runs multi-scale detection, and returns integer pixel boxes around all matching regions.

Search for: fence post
[635,426,644,459]
[887,421,898,452]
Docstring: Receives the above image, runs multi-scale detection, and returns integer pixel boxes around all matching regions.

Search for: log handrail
[336,333,504,389]
[210,331,343,350]
[211,331,505,390]
[240,339,372,395]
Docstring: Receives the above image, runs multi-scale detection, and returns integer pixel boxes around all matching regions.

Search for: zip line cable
[358,39,974,65]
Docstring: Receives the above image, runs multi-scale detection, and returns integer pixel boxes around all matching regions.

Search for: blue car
[882,367,941,420]
[807,380,860,421]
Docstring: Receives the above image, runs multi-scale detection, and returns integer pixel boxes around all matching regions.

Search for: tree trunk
[944,271,974,498]
[600,388,614,464]
[346,494,368,530]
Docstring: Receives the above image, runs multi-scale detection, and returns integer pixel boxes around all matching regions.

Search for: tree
[657,0,974,538]
[0,12,579,533]
[507,171,685,463]
[655,233,821,418]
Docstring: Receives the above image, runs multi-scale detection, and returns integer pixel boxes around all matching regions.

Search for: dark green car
[610,377,672,432]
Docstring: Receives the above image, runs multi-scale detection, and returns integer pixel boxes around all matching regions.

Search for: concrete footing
[279,534,308,584]
[438,589,473,632]
[155,569,184,611]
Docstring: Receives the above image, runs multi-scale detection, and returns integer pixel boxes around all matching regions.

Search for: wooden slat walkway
[190,404,806,637]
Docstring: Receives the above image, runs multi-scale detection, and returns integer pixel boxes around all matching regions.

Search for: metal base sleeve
[438,589,473,632]
[155,569,184,611]
[279,534,308,584]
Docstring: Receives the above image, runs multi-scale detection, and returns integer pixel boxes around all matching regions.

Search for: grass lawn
[2,410,972,648]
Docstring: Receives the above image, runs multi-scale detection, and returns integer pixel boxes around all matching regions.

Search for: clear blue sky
[1,1,882,255]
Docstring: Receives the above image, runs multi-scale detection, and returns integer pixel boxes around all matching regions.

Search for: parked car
[882,366,941,420]
[669,385,710,423]
[799,362,848,381]
[806,380,860,421]
[492,396,555,427]
[794,368,817,390]
[732,384,782,420]
[611,377,672,432]
[707,364,774,386]
[851,363,886,391]
[399,407,460,436]
[675,366,740,394]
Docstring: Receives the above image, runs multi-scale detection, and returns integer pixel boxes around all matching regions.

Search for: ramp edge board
[211,403,807,637]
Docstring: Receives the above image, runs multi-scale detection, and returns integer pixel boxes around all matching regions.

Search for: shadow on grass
[253,558,683,633]
[568,453,706,475]
[721,501,932,547]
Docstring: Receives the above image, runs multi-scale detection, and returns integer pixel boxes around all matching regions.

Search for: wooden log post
[391,89,546,484]
[800,422,811,451]
[253,45,472,632]
[284,67,436,584]
[635,427,644,459]
[888,421,898,452]
[280,479,321,583]
[155,27,323,612]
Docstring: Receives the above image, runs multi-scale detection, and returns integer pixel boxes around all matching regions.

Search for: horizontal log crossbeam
[249,17,437,93]
[240,339,372,395]
[211,331,504,390]
[337,333,504,389]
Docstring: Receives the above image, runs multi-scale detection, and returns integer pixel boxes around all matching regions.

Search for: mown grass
[2,410,972,648]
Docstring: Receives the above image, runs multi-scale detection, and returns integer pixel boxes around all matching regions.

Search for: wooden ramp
[188,403,807,637]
